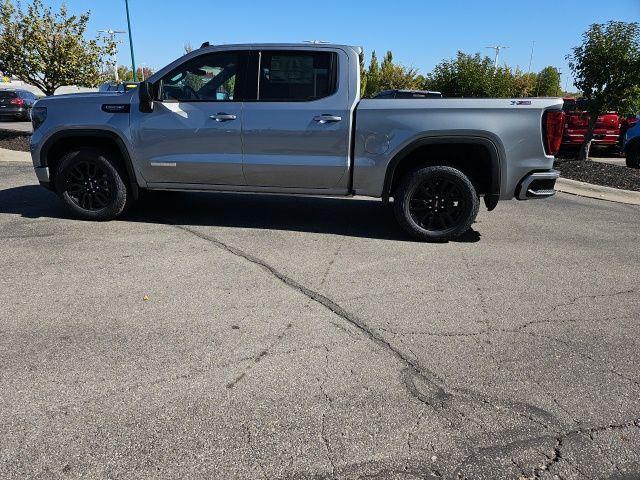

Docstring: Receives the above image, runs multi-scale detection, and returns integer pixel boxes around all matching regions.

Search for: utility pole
[486,45,509,72]
[124,0,137,82]
[527,41,535,73]
[98,29,125,81]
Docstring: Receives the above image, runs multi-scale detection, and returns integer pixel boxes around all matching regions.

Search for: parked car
[623,119,640,168]
[0,89,38,121]
[29,43,564,241]
[374,89,443,99]
[561,98,621,151]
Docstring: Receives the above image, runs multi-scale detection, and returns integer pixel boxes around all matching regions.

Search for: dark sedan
[0,89,38,121]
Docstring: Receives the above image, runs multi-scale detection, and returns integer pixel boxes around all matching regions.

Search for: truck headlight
[31,106,47,130]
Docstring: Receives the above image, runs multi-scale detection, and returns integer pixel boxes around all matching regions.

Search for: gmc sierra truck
[29,43,565,241]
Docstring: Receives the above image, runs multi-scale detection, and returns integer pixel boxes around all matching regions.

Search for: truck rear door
[241,49,351,190]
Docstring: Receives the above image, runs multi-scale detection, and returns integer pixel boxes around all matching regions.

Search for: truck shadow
[0,185,481,243]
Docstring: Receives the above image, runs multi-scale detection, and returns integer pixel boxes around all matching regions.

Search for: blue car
[624,119,640,168]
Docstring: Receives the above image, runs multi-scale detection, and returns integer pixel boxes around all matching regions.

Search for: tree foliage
[361,50,421,97]
[536,66,561,96]
[567,21,640,159]
[0,0,116,96]
[422,51,561,98]
[116,65,154,82]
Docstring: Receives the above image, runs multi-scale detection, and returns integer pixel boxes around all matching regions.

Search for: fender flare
[382,135,502,210]
[40,129,140,200]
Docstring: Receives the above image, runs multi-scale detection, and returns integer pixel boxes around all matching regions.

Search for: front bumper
[516,170,560,200]
[34,166,53,190]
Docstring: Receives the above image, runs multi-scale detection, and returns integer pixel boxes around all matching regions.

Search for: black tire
[393,165,480,241]
[625,143,640,169]
[54,148,130,220]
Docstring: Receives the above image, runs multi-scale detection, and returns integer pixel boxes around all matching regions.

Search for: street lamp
[124,0,137,82]
[486,45,509,72]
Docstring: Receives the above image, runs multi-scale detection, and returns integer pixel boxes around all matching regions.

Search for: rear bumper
[562,132,619,146]
[515,170,560,200]
[0,106,28,117]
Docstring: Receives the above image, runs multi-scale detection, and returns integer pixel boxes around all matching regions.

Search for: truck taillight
[10,97,24,106]
[543,110,565,156]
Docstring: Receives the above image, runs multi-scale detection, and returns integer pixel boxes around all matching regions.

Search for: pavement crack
[226,322,293,389]
[319,237,346,288]
[530,332,640,390]
[547,289,635,316]
[318,345,338,479]
[170,225,562,451]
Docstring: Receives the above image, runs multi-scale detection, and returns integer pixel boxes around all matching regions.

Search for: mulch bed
[0,130,30,152]
[554,159,640,192]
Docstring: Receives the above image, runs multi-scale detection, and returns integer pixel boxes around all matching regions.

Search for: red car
[561,98,621,151]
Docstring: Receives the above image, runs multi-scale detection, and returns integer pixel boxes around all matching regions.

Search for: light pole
[98,29,125,81]
[486,45,509,72]
[124,0,137,82]
[556,68,562,97]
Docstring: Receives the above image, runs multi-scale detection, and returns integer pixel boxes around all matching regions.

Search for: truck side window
[258,51,337,101]
[160,52,246,102]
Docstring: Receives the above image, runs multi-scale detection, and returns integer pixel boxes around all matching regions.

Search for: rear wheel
[54,148,130,220]
[626,143,640,169]
[393,166,480,241]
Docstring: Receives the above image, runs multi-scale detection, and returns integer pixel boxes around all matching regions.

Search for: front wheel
[55,148,130,220]
[393,166,480,241]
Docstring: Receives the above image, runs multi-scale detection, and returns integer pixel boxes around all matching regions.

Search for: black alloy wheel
[55,148,130,220]
[64,160,115,211]
[394,165,480,241]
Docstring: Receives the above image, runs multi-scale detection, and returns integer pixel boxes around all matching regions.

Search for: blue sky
[42,0,640,89]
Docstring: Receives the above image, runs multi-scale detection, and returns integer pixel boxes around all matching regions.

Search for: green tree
[424,52,495,97]
[358,50,367,97]
[0,0,116,96]
[116,65,154,82]
[535,66,561,96]
[364,50,380,97]
[567,21,640,159]
[425,52,564,99]
[375,50,421,92]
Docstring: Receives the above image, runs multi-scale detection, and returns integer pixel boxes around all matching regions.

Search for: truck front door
[131,51,249,186]
[242,49,351,190]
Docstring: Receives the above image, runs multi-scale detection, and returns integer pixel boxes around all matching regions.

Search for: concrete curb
[556,178,640,206]
[0,147,31,163]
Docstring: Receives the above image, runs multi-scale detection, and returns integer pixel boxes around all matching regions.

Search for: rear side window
[258,51,337,101]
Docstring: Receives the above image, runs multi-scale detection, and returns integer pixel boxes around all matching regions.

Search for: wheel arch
[40,129,139,199]
[382,136,502,211]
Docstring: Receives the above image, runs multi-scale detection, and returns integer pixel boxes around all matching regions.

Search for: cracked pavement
[1,161,639,479]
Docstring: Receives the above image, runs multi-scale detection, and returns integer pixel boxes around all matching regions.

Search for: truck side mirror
[139,81,154,113]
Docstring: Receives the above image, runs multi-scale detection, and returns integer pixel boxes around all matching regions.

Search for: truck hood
[36,91,134,107]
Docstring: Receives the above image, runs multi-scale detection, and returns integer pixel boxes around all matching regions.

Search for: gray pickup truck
[29,43,565,241]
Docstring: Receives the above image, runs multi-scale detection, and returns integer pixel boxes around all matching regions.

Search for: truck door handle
[313,114,342,124]
[209,113,237,122]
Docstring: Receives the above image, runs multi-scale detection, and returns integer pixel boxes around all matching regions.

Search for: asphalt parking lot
[1,161,639,479]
